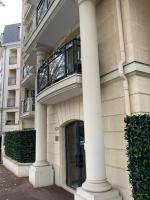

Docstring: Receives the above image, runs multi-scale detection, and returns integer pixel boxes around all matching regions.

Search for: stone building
[21,0,150,199]
[0,24,21,133]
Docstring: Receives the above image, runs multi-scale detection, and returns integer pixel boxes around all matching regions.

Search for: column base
[82,179,112,192]
[29,165,54,188]
[75,187,122,200]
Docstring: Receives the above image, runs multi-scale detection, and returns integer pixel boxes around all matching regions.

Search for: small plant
[5,130,36,163]
[124,114,150,200]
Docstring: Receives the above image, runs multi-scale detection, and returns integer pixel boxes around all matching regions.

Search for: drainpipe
[0,45,6,159]
[116,0,131,116]
[1,46,6,132]
[0,46,6,133]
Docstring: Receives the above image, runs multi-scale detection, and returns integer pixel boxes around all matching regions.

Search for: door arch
[65,121,86,189]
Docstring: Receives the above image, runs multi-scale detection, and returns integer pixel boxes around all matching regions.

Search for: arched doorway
[65,121,86,189]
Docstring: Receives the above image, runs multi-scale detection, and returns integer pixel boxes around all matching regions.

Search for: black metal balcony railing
[23,65,30,79]
[8,77,16,86]
[37,0,55,25]
[37,39,81,93]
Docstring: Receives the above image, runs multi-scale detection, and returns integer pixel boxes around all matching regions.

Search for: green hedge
[5,130,36,163]
[124,115,150,200]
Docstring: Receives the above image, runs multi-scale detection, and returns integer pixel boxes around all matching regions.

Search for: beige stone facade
[20,0,150,199]
[0,24,22,133]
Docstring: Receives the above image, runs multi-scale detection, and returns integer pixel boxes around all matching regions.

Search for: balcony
[21,65,35,88]
[37,0,55,25]
[23,65,30,79]
[9,56,17,65]
[37,39,82,104]
[20,98,35,119]
[24,0,79,66]
[7,98,15,108]
[8,77,16,86]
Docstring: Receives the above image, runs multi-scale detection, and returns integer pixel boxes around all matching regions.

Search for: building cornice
[101,61,150,85]
[2,41,21,48]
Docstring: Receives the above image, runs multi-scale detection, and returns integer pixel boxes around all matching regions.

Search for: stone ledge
[3,155,32,177]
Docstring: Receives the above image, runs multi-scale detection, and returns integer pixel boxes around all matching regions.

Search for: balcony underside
[25,0,79,66]
[21,73,35,88]
[36,74,82,104]
[20,111,35,119]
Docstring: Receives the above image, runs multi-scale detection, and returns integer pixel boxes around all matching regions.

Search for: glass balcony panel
[77,46,81,64]
[38,65,49,92]
[49,53,65,83]
[66,47,74,74]
[37,0,55,25]
[74,40,81,72]
[37,0,48,24]
[22,97,35,114]
[23,98,28,113]
[23,65,30,79]
[48,0,54,6]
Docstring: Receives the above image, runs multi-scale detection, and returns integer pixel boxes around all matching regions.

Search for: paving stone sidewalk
[0,164,74,200]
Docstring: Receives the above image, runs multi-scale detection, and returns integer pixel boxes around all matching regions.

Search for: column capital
[34,44,50,69]
[33,43,50,55]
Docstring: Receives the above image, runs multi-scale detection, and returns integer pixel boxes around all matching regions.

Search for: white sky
[0,0,22,34]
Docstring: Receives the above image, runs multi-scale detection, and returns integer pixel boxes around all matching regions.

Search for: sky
[0,0,22,34]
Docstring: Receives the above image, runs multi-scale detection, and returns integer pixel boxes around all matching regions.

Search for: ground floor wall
[46,79,131,199]
[46,71,150,200]
[101,80,131,200]
[129,74,150,114]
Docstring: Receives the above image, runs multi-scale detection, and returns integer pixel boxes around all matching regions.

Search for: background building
[0,23,21,134]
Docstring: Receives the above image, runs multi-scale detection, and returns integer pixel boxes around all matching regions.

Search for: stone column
[33,102,48,167]
[75,0,122,199]
[29,48,54,188]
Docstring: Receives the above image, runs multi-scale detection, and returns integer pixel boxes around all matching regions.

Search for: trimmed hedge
[5,130,36,163]
[124,115,150,200]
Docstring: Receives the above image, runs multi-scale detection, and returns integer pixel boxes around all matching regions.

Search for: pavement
[0,164,74,200]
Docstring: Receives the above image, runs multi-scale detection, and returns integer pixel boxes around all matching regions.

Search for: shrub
[5,130,36,163]
[124,114,150,200]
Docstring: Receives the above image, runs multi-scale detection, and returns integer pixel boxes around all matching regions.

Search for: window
[6,112,16,125]
[9,49,17,65]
